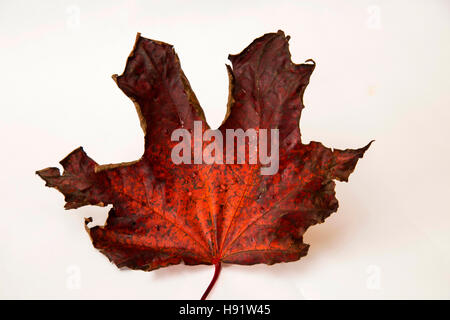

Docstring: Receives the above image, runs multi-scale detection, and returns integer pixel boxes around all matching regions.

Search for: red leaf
[37,31,372,299]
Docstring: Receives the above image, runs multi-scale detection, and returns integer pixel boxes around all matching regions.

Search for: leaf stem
[201,261,221,300]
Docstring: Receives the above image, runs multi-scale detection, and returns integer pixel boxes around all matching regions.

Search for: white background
[1,0,449,299]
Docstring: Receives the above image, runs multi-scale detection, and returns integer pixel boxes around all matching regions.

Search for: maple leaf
[36,30,372,299]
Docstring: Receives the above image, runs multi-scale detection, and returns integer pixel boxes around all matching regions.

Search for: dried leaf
[37,31,372,299]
